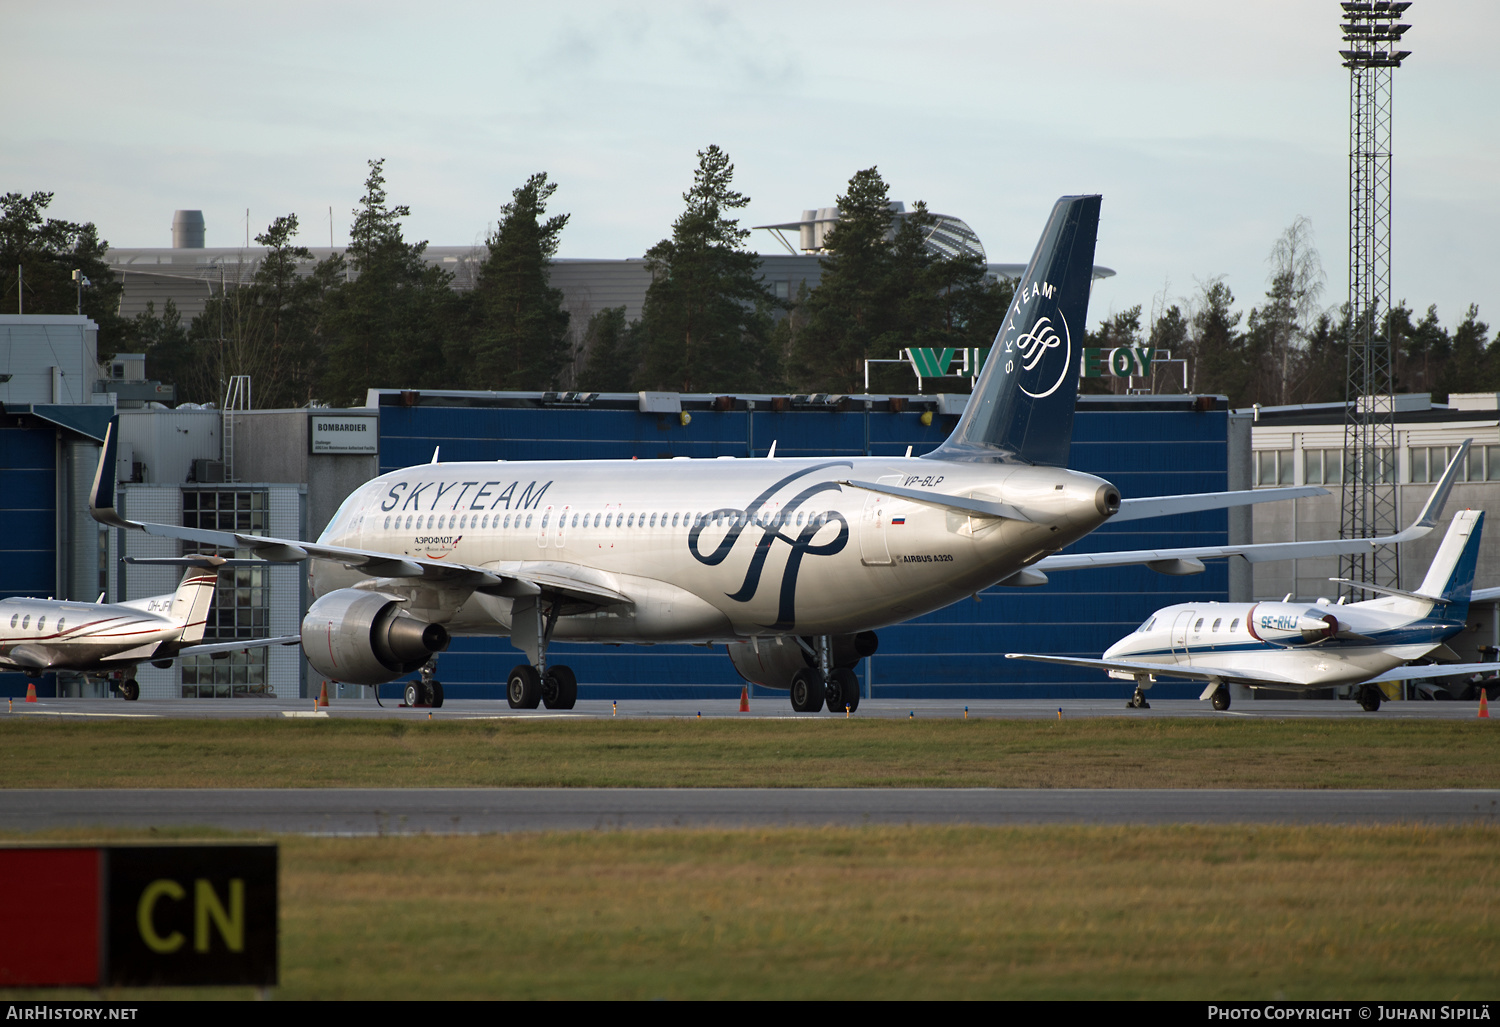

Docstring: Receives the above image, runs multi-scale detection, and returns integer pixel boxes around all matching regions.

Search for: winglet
[89,418,142,530]
[1410,439,1469,530]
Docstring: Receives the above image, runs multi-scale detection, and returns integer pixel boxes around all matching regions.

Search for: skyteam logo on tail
[1001,279,1071,400]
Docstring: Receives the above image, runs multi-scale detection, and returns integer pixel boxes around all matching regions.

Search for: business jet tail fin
[1413,509,1485,613]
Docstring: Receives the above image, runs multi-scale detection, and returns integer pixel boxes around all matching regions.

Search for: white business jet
[1,558,300,700]
[1009,451,1493,712]
[92,195,1386,713]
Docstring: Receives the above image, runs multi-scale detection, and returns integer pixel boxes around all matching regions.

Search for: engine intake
[301,589,450,685]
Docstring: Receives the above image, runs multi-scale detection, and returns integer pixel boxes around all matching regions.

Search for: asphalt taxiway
[5,696,1492,720]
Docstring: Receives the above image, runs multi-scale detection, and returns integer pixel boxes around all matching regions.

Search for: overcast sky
[6,1,1497,334]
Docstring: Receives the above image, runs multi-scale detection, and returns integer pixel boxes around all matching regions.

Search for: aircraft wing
[1111,487,1326,522]
[1004,652,1308,686]
[0,645,54,672]
[838,480,1322,524]
[89,420,630,612]
[1357,662,1500,684]
[1036,440,1468,576]
[176,635,304,658]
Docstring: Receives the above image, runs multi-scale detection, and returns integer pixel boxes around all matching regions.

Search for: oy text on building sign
[0,845,277,988]
[905,347,1154,379]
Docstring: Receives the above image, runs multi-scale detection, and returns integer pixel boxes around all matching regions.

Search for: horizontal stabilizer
[838,479,1031,521]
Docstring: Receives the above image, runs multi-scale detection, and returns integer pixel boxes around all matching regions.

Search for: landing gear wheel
[1128,688,1150,710]
[542,665,578,710]
[826,667,859,713]
[1359,685,1382,712]
[121,679,139,702]
[507,664,541,709]
[428,681,444,708]
[1210,685,1231,711]
[789,667,825,713]
[404,681,423,708]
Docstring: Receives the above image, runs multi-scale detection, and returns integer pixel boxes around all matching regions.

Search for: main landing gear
[790,637,861,714]
[1357,684,1383,712]
[403,659,445,708]
[506,663,577,710]
[1127,686,1150,710]
[506,595,577,710]
[1210,684,1231,711]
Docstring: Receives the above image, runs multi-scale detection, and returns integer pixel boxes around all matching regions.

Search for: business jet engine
[1246,602,1340,646]
[301,589,451,685]
[728,632,879,690]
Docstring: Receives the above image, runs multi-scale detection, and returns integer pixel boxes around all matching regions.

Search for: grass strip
[1,716,1496,789]
[2,824,1496,1000]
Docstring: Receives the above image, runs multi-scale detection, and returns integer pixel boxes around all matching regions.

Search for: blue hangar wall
[374,394,1234,701]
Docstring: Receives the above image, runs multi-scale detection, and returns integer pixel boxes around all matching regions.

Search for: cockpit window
[1139,616,1156,633]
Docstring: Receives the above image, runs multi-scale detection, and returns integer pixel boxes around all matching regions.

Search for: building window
[180,488,271,697]
[1409,445,1498,483]
[1304,449,1344,485]
[1256,449,1295,486]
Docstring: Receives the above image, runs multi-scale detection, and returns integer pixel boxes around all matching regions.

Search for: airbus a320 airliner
[91,195,1418,712]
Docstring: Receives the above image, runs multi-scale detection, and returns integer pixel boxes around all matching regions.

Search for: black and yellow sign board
[0,844,277,988]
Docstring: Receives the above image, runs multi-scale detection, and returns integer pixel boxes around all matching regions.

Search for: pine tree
[318,159,456,404]
[576,306,636,392]
[790,168,896,392]
[636,145,775,393]
[467,173,572,390]
[0,190,124,356]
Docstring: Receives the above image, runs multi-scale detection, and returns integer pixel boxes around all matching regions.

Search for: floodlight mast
[1338,1,1411,599]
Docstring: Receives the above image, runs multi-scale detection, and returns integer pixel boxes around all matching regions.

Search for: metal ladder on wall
[222,375,251,483]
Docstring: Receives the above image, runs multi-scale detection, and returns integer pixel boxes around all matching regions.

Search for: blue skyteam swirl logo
[687,461,851,631]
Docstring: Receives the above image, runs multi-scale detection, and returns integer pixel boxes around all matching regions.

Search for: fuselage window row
[378,507,829,535]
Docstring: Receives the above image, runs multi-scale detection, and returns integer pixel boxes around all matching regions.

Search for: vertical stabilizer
[1414,509,1484,619]
[168,568,220,644]
[926,194,1101,466]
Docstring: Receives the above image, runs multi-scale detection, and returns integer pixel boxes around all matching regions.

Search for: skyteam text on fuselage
[90,195,1396,713]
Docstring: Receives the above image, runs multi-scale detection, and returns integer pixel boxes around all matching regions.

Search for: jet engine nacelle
[301,588,450,685]
[728,632,878,690]
[1247,602,1338,646]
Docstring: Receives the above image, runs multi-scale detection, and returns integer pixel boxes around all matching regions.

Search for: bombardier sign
[310,414,379,455]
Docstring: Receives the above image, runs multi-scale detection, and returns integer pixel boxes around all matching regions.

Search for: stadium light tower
[1339,1,1411,595]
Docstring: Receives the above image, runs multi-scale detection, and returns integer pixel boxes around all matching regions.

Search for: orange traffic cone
[1480,688,1490,719]
[318,681,330,708]
[25,682,37,703]
[739,686,750,712]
